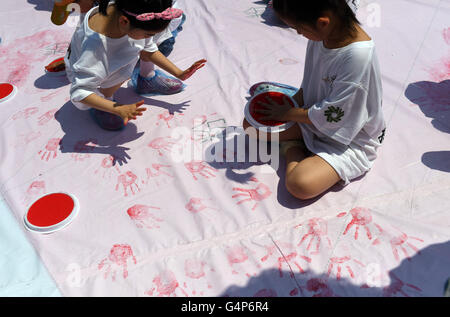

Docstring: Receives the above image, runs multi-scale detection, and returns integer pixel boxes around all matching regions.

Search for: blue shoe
[249,82,298,97]
[130,68,186,97]
[158,37,176,57]
[89,108,125,131]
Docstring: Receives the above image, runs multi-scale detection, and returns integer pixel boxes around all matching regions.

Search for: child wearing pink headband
[63,0,206,130]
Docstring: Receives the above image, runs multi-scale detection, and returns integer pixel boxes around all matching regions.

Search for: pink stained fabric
[0,0,449,297]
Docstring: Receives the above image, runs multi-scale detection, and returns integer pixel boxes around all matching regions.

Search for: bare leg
[285,148,341,200]
[139,60,156,78]
[243,118,341,200]
[99,81,126,99]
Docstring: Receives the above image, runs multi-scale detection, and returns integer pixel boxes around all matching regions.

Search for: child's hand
[255,96,294,122]
[115,100,147,125]
[176,59,207,81]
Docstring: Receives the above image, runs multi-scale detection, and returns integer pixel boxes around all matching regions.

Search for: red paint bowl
[244,91,298,133]
[24,193,79,234]
[0,83,17,103]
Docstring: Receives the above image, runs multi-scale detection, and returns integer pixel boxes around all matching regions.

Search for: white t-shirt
[299,39,386,185]
[65,5,159,110]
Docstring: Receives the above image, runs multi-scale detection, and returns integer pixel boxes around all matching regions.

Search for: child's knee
[285,175,318,200]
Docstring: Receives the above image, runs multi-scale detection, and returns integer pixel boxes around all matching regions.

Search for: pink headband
[123,7,183,21]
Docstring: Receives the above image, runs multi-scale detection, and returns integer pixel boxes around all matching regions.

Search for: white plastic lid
[24,192,79,234]
[0,83,17,104]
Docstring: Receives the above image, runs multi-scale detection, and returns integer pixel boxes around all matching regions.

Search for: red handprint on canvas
[337,207,384,241]
[127,204,163,229]
[38,138,61,161]
[231,177,271,211]
[98,244,137,281]
[148,137,176,157]
[145,270,189,297]
[184,161,217,181]
[115,171,140,197]
[295,217,332,255]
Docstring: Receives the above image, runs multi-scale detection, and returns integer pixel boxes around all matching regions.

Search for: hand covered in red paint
[176,59,207,81]
[255,95,294,122]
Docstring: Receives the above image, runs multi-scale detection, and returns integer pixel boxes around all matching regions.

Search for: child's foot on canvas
[45,57,66,76]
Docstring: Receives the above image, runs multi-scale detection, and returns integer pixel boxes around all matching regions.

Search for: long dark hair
[272,0,360,33]
[98,0,173,31]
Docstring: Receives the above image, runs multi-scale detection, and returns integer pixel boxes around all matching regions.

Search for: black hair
[98,0,173,31]
[272,0,360,34]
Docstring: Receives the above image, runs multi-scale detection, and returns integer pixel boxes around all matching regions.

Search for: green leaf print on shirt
[324,106,345,123]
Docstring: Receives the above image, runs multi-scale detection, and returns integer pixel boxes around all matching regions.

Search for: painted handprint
[71,139,97,161]
[389,230,424,263]
[382,273,422,297]
[185,197,220,223]
[94,155,121,179]
[98,244,137,281]
[295,217,332,255]
[14,131,42,148]
[231,177,271,211]
[148,136,176,157]
[37,108,58,126]
[145,163,174,188]
[327,256,365,281]
[278,252,312,278]
[337,207,384,241]
[115,171,140,197]
[185,197,219,214]
[38,138,61,161]
[226,245,250,275]
[184,161,218,180]
[127,204,163,229]
[155,110,184,128]
[184,258,208,280]
[145,270,189,297]
[12,107,39,120]
[22,180,46,205]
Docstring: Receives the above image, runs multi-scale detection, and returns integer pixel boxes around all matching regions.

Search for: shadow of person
[421,151,450,173]
[405,80,450,173]
[204,128,268,184]
[405,79,450,134]
[204,126,346,208]
[27,0,53,11]
[54,101,145,166]
[219,240,450,297]
[252,0,288,28]
[34,73,70,90]
[114,87,191,115]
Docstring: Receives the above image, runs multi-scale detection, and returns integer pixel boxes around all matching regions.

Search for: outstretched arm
[140,50,207,81]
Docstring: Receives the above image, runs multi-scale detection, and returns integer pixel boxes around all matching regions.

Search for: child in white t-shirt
[65,0,206,130]
[244,0,385,200]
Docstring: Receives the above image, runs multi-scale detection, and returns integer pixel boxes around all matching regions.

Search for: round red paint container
[244,91,298,133]
[0,83,17,103]
[24,193,79,234]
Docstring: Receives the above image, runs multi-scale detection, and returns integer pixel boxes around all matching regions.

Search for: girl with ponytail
[64,0,206,130]
[245,0,386,200]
